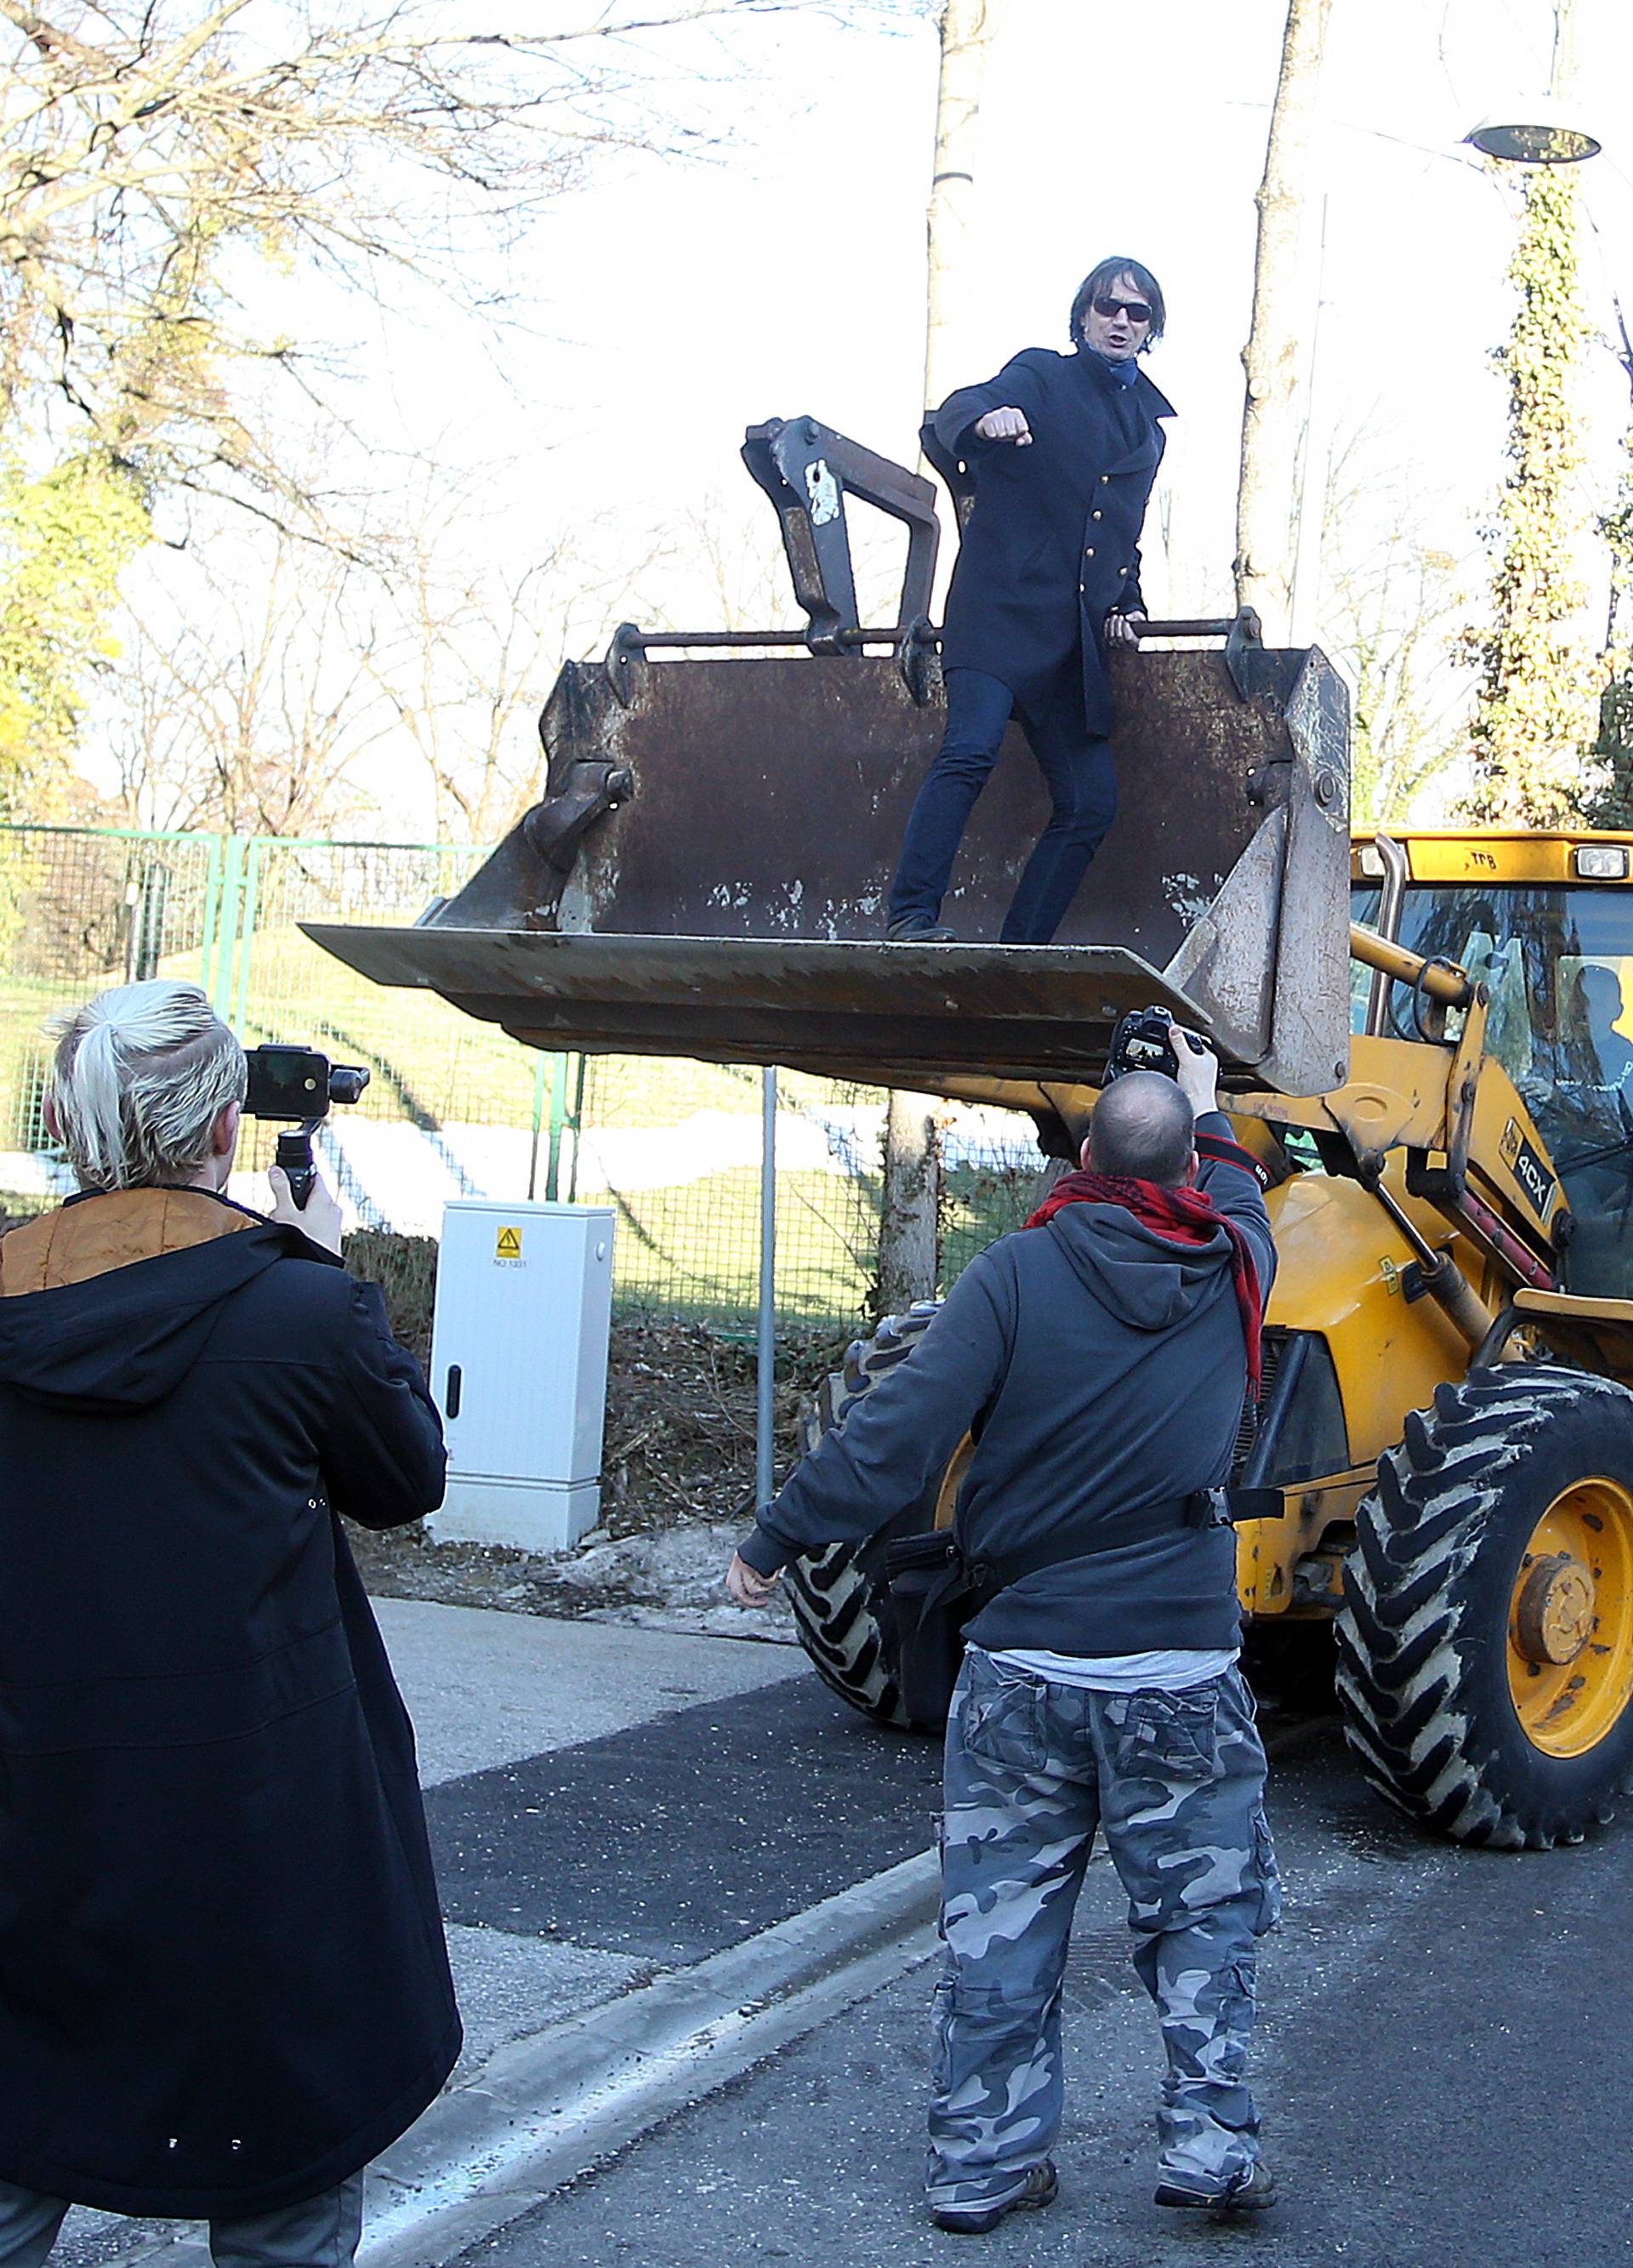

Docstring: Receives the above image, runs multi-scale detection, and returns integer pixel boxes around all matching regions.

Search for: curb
[122,1849,939,2268]
[360,1845,941,2265]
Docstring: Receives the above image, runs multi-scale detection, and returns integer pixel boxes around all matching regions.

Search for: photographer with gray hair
[0,981,458,2268]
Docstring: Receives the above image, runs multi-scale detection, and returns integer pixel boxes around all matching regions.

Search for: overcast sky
[101,0,1633,833]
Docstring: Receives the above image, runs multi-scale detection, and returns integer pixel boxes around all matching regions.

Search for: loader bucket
[306,419,1352,1098]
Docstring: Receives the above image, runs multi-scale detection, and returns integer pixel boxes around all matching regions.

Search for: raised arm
[929,350,1051,461]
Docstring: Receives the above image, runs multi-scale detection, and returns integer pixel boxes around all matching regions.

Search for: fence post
[756,1066,777,1511]
[196,832,225,1002]
[230,839,264,1035]
[546,1052,571,1202]
[566,1056,587,1205]
[527,1055,548,1200]
[207,835,245,1017]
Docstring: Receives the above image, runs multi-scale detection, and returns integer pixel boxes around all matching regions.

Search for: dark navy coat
[929,345,1175,734]
[0,1192,459,2220]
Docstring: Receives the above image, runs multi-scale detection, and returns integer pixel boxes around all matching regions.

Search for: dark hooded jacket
[930,343,1175,737]
[0,1188,459,2220]
[741,1118,1275,1655]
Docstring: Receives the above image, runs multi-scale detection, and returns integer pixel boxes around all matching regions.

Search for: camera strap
[884,1485,1283,1662]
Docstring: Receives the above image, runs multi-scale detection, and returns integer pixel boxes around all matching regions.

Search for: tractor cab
[1352,830,1633,1301]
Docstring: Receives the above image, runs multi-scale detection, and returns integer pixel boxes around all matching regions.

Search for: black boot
[929,2159,1059,2234]
[885,915,958,943]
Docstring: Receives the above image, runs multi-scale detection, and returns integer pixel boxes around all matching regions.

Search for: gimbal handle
[274,1125,319,1210]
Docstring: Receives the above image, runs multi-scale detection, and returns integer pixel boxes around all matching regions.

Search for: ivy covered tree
[1465,163,1600,825]
[1585,388,1633,827]
[0,452,150,817]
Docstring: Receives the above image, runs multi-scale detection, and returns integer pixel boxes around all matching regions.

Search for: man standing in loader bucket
[885,257,1175,946]
[729,1029,1280,2231]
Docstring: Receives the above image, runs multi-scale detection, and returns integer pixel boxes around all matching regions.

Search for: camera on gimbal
[242,1046,369,1209]
[1104,1004,1211,1085]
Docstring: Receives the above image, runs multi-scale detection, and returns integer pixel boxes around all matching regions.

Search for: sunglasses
[1091,294,1152,325]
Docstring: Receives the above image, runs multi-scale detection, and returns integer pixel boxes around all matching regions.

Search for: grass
[1,830,1044,1329]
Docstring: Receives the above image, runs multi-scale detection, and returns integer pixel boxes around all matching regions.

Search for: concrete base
[430,1474,600,1553]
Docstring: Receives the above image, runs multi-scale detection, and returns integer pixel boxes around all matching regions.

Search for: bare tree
[876,0,999,1320]
[1234,0,1332,641]
[0,0,846,810]
[105,539,390,835]
[360,485,584,842]
[0,1,822,528]
[922,0,994,412]
[1317,426,1479,823]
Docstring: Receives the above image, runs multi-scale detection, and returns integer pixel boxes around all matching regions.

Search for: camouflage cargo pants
[927,1647,1280,2213]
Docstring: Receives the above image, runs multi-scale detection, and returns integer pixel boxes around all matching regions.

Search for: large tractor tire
[1335,1365,1633,1849]
[783,1302,947,1729]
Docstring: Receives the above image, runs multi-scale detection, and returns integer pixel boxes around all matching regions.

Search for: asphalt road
[424,1671,942,1961]
[441,1704,1633,2268]
[31,1605,1633,2268]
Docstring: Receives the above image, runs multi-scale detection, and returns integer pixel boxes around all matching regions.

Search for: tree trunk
[1234,0,1332,643]
[923,0,995,413]
[876,1090,942,1319]
[875,0,997,1318]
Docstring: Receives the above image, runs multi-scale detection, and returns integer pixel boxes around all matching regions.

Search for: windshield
[1352,883,1633,1299]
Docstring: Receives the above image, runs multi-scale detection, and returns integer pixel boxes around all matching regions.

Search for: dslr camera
[242,1045,369,1209]
[1105,1004,1211,1084]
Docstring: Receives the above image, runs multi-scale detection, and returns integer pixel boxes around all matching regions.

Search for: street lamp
[1289,91,1604,642]
[1464,95,1601,166]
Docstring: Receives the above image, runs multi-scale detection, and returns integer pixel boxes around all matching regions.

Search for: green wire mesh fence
[0,824,1048,1327]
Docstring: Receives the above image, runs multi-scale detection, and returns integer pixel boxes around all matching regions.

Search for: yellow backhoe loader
[309,416,1633,1849]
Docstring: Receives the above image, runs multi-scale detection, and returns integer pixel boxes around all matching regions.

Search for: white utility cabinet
[428,1200,615,1553]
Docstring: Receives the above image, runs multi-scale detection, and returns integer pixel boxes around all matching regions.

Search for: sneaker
[1154,2161,1277,2213]
[885,915,958,943]
[929,2158,1059,2234]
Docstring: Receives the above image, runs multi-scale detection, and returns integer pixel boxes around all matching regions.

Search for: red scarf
[1025,1171,1263,1395]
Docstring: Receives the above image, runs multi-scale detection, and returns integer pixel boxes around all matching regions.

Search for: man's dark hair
[1087,1072,1194,1184]
[1070,257,1167,350]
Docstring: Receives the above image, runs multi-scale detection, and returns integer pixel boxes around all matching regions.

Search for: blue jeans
[0,2175,364,2268]
[887,667,1118,943]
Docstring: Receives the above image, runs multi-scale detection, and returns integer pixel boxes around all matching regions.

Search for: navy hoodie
[742,1115,1276,1655]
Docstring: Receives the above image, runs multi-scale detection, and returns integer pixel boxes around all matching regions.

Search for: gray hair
[1088,1072,1195,1185]
[48,981,247,1193]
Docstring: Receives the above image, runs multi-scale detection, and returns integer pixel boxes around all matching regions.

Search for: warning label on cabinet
[494,1225,524,1262]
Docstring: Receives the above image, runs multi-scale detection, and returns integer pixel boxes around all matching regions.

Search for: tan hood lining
[0,1189,257,1296]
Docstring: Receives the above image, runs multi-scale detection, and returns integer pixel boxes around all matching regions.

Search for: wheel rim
[1507,1478,1633,1758]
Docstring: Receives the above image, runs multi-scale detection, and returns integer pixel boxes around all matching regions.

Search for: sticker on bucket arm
[805,460,841,526]
[495,1224,524,1262]
[1500,1120,1556,1220]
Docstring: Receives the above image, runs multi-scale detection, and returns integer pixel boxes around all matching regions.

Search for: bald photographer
[728,1023,1282,2232]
